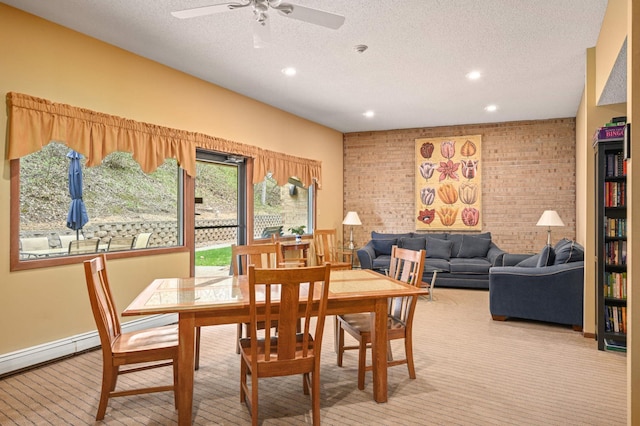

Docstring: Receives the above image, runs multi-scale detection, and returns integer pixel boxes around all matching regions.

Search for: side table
[280,240,310,266]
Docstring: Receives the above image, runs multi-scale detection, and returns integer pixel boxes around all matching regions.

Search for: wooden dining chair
[83,254,179,420]
[194,242,284,367]
[313,228,352,270]
[336,245,426,390]
[240,264,332,426]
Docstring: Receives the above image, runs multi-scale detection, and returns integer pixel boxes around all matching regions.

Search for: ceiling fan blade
[171,2,247,19]
[278,4,345,29]
[252,18,271,48]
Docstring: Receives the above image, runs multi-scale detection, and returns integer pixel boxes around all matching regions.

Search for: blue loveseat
[488,239,585,329]
[357,231,506,289]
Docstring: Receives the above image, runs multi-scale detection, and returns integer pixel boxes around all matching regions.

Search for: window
[16,142,180,263]
[253,175,314,240]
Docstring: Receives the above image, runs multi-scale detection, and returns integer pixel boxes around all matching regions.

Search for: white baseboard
[0,314,177,377]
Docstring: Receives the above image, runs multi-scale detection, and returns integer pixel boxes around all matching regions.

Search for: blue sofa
[357,231,506,289]
[489,239,585,329]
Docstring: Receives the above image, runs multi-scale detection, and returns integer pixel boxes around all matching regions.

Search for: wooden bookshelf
[594,134,627,351]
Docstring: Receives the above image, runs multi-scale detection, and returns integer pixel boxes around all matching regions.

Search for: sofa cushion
[457,235,492,258]
[372,238,396,256]
[554,241,584,264]
[536,245,556,267]
[424,258,451,272]
[372,255,392,271]
[553,238,572,252]
[371,231,412,240]
[447,232,491,257]
[399,237,426,251]
[414,232,447,241]
[450,258,492,274]
[426,237,453,260]
[515,254,540,267]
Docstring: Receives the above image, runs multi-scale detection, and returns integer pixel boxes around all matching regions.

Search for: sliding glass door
[194,150,246,277]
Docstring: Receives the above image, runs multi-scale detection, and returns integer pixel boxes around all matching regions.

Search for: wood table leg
[178,313,195,426]
[371,298,388,403]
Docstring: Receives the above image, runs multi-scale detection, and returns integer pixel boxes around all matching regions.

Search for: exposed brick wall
[343,118,576,254]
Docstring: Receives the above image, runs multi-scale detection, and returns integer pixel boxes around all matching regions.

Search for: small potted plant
[288,225,306,242]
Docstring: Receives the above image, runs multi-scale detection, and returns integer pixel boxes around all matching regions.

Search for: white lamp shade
[536,210,565,227]
[342,211,362,226]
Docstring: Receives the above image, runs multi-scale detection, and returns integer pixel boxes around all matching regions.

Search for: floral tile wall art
[415,135,482,231]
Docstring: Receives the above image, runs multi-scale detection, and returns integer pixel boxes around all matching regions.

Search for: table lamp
[536,210,564,246]
[342,211,362,250]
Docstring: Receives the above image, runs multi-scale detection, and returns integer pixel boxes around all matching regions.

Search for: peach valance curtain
[6,92,322,187]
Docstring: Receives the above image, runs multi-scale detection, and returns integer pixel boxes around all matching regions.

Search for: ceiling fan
[171,0,345,48]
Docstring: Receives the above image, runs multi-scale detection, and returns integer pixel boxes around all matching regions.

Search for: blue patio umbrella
[66,150,89,240]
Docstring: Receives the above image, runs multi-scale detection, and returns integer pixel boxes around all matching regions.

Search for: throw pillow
[554,241,585,264]
[371,231,412,240]
[399,237,426,251]
[372,238,396,256]
[515,254,540,267]
[536,245,556,267]
[457,235,492,258]
[554,238,572,252]
[426,237,453,260]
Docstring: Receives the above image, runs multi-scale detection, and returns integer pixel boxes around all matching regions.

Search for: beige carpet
[0,288,627,425]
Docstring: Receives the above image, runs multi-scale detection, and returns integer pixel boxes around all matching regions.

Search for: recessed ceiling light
[466,71,481,80]
[363,110,375,118]
[281,67,297,76]
[485,104,498,112]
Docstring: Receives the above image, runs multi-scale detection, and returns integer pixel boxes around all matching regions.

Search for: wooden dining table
[123,268,427,425]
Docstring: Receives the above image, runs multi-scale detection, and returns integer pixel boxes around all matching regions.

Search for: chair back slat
[313,229,340,263]
[232,243,281,275]
[83,254,121,351]
[247,265,331,364]
[387,246,426,323]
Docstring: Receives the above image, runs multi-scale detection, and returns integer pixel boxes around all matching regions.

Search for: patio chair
[240,264,331,426]
[106,235,135,252]
[83,254,178,420]
[19,236,51,259]
[133,232,152,249]
[68,239,99,255]
[336,245,425,390]
[59,233,84,249]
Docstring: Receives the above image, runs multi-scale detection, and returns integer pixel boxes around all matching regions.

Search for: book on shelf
[605,152,626,177]
[604,181,626,207]
[595,125,625,140]
[604,306,627,334]
[604,338,626,352]
[604,217,627,237]
[604,271,627,299]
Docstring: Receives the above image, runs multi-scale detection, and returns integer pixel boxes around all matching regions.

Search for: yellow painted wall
[579,1,640,423]
[595,0,628,103]
[0,5,343,354]
[626,2,640,423]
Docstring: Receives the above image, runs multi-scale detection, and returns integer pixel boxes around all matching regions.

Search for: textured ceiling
[3,0,621,133]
